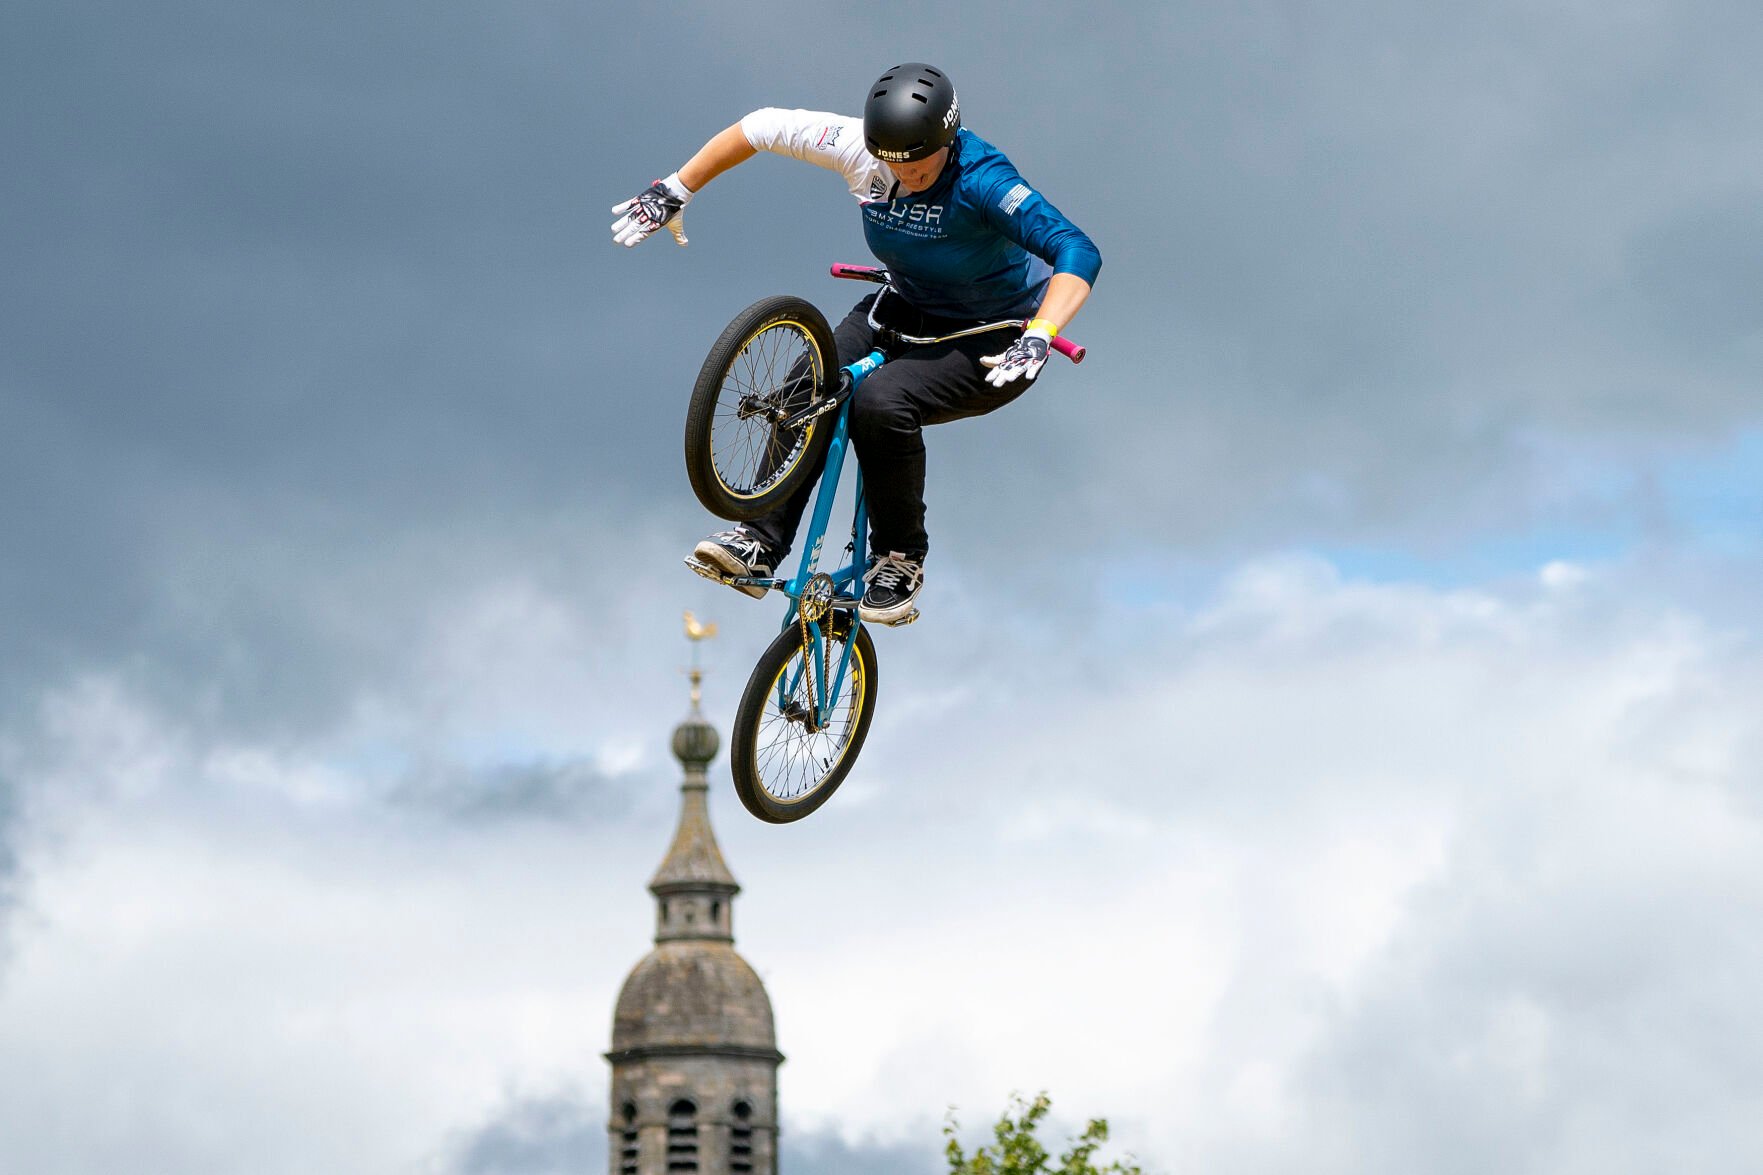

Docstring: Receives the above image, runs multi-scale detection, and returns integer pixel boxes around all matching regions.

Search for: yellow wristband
[1025,317,1060,337]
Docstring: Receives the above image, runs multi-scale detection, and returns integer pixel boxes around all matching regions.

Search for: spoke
[709,323,821,497]
[750,635,864,803]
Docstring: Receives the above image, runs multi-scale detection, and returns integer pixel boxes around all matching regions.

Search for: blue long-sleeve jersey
[741,108,1101,319]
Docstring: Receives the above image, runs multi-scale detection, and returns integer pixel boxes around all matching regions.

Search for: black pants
[744,293,1037,560]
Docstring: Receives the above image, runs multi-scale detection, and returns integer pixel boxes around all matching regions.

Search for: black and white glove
[981,319,1056,387]
[610,172,692,247]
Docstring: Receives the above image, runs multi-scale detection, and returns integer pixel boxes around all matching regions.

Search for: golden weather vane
[682,610,718,705]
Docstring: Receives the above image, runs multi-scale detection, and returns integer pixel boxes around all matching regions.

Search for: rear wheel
[685,296,837,521]
[730,619,879,823]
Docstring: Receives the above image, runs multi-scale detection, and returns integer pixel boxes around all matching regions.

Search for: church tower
[607,628,782,1174]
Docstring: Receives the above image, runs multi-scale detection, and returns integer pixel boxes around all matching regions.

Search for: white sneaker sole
[692,540,770,599]
[859,593,921,625]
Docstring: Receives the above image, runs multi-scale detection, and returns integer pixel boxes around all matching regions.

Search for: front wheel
[730,619,879,823]
[685,296,838,521]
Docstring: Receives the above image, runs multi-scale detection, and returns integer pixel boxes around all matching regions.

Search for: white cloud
[716,553,1763,1170]
[3,553,1760,1172]
[0,675,655,1174]
[4,553,1760,1173]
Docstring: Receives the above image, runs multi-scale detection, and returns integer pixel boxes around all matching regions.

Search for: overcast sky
[4,2,1761,1172]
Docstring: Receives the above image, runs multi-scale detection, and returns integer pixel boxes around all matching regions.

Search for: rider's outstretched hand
[610,173,693,247]
[982,320,1055,387]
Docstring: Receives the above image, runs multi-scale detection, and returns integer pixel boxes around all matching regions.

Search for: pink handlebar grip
[1051,334,1086,364]
[830,263,887,282]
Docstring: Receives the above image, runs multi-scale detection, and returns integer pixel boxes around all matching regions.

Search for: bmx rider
[612,63,1101,624]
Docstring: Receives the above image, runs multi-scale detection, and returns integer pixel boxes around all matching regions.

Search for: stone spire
[648,665,739,939]
[606,613,781,1175]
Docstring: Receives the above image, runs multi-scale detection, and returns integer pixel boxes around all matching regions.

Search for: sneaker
[692,527,777,599]
[860,551,925,624]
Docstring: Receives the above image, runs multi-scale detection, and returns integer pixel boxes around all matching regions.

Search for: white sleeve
[740,108,893,203]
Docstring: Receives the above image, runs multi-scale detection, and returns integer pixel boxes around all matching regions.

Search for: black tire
[685,296,839,522]
[730,619,879,823]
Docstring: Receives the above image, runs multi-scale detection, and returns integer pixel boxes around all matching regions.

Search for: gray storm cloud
[7,2,1761,718]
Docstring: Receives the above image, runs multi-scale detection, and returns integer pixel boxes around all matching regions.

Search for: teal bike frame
[724,343,886,731]
[699,264,1087,728]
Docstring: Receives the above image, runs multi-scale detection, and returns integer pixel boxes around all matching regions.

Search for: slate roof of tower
[648,706,739,894]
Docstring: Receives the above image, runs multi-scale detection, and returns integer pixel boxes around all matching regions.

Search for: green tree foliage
[944,1092,1144,1175]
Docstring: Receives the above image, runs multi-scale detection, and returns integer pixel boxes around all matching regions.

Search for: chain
[818,618,832,721]
[795,573,837,731]
[797,604,817,728]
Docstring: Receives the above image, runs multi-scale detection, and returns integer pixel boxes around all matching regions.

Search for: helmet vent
[862,62,957,163]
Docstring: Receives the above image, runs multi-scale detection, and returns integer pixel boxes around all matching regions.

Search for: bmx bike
[683,264,1086,823]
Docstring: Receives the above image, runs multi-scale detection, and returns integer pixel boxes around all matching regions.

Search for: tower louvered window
[618,1103,639,1175]
[666,1098,699,1172]
[730,1100,755,1173]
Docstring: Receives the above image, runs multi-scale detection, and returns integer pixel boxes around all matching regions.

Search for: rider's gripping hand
[982,318,1056,387]
[610,172,693,247]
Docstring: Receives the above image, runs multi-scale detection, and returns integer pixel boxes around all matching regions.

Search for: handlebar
[831,263,1087,364]
[830,263,888,283]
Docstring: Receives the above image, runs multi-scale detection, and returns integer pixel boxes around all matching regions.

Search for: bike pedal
[683,556,733,585]
[878,608,920,628]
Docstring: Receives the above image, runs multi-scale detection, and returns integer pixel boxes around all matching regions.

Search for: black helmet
[863,63,960,164]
